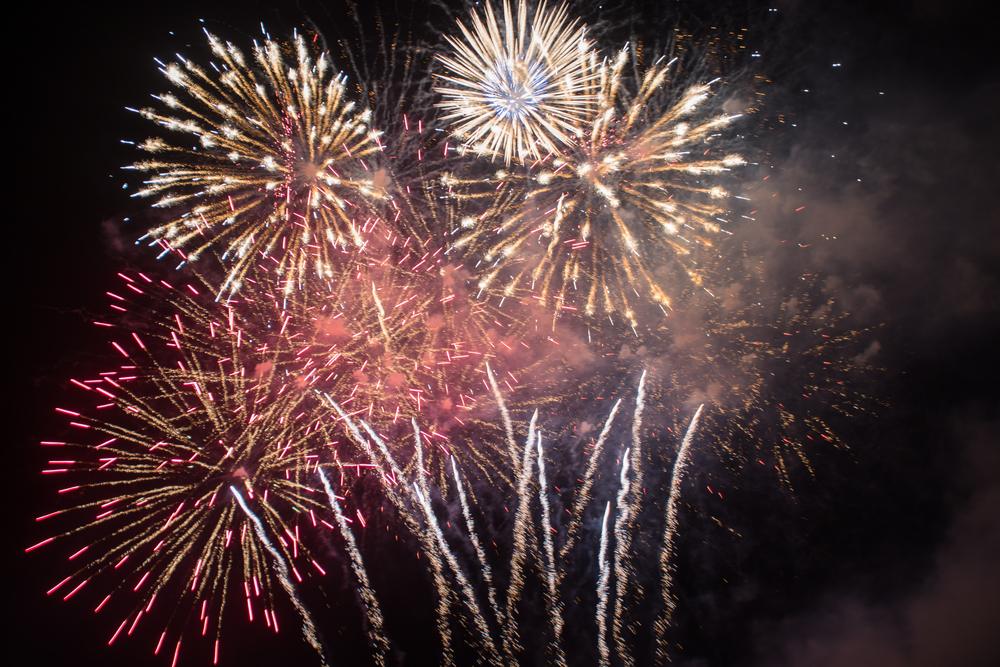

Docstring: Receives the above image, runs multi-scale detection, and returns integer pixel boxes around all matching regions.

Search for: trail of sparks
[411,421,501,663]
[611,370,647,667]
[450,458,503,628]
[486,362,520,474]
[412,481,502,666]
[560,398,622,561]
[654,403,704,660]
[317,468,389,667]
[596,501,613,667]
[609,446,635,667]
[323,395,455,667]
[230,486,328,667]
[535,434,567,667]
[503,409,538,664]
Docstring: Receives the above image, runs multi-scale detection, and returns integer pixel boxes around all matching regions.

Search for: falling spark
[317,468,389,667]
[487,361,520,474]
[230,486,328,666]
[654,403,704,660]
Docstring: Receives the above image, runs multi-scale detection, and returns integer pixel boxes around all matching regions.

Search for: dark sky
[9,1,999,665]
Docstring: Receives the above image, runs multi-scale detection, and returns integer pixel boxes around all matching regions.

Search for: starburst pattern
[446,47,745,326]
[435,0,596,164]
[128,31,386,297]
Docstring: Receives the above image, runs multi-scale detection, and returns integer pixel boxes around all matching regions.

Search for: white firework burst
[435,0,597,165]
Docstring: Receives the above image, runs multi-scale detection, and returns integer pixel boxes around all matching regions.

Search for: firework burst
[445,46,746,327]
[122,231,531,485]
[127,31,386,297]
[28,274,337,664]
[435,0,597,165]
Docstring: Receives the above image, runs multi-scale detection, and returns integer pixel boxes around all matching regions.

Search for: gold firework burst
[446,46,746,327]
[30,279,337,660]
[127,31,387,297]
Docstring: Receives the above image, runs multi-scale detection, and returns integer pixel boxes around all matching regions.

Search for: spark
[129,32,385,296]
[231,486,328,666]
[447,46,745,325]
[655,404,704,660]
[435,1,596,165]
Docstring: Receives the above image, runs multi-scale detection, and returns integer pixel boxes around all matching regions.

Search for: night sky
[10,1,1000,665]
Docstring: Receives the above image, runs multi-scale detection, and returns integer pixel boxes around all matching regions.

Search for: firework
[333,371,710,666]
[28,280,336,664]
[446,45,746,326]
[654,404,703,661]
[118,229,527,484]
[127,30,386,297]
[435,0,597,165]
[641,276,878,489]
[29,259,529,663]
[23,6,881,666]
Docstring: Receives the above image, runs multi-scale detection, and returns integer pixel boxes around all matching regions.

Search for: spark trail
[487,362,520,473]
[535,434,567,667]
[451,458,502,627]
[317,468,389,667]
[611,370,647,667]
[654,403,704,660]
[561,398,622,561]
[412,483,502,666]
[596,501,613,667]
[609,447,634,667]
[230,486,328,667]
[412,423,501,665]
[503,409,538,664]
[322,394,456,667]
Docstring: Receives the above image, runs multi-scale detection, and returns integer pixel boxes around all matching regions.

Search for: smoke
[757,413,1000,667]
